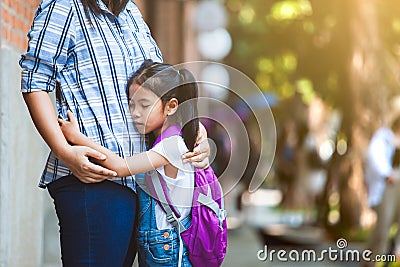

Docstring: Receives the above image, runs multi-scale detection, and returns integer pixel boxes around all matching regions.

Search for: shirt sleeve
[19,0,75,93]
[150,136,192,172]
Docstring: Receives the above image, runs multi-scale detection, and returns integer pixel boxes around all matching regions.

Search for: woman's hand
[61,144,117,183]
[58,110,80,143]
[182,122,210,169]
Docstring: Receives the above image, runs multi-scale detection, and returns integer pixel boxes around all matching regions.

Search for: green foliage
[224,0,400,105]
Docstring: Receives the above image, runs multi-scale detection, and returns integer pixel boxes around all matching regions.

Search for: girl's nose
[130,106,141,118]
[132,110,141,118]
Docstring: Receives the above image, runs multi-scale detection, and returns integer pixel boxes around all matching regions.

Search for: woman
[20,0,209,266]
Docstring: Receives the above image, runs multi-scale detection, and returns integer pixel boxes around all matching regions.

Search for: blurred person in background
[364,116,400,266]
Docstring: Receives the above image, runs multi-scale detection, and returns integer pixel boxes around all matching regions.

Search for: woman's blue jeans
[47,175,137,267]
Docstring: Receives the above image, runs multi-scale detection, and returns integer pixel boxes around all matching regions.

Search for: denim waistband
[137,215,191,245]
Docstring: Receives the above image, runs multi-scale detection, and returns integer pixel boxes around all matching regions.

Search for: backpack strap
[152,124,182,146]
[148,125,188,267]
[146,124,188,234]
[146,171,182,218]
[150,171,187,267]
[197,183,227,229]
[149,170,187,233]
[197,185,220,215]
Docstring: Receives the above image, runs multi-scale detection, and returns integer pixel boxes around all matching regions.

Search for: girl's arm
[58,111,169,177]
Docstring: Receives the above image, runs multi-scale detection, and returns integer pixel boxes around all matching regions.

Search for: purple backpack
[145,125,228,267]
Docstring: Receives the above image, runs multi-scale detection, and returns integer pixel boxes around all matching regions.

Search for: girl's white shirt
[150,135,194,230]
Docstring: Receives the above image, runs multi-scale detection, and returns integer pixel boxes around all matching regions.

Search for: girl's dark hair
[127,59,199,151]
[81,0,129,21]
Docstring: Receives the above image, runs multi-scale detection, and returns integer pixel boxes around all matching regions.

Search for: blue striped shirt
[19,0,163,190]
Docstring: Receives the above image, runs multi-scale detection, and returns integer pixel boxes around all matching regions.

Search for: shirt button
[163,232,169,238]
[163,244,170,251]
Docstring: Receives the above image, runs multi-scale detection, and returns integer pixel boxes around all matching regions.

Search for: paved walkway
[222,225,363,267]
[222,226,266,267]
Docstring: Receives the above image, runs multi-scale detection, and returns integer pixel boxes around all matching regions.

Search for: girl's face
[128,83,166,136]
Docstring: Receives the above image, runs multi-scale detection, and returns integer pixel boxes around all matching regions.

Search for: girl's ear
[164,98,179,116]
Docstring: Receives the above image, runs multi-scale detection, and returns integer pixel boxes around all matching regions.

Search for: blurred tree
[225,0,400,235]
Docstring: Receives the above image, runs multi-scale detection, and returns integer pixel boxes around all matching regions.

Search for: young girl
[59,60,205,267]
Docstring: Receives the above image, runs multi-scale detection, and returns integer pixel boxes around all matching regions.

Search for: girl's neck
[152,122,173,138]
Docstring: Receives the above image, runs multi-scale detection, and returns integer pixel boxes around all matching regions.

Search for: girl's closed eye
[141,104,151,109]
[129,101,150,109]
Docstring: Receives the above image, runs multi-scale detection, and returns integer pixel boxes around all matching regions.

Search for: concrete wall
[0,43,50,267]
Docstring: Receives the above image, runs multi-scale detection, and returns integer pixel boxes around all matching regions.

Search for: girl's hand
[58,110,80,144]
[182,122,210,169]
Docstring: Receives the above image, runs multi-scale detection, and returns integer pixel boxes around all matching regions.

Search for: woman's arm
[59,111,169,177]
[20,0,116,182]
[23,92,117,182]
